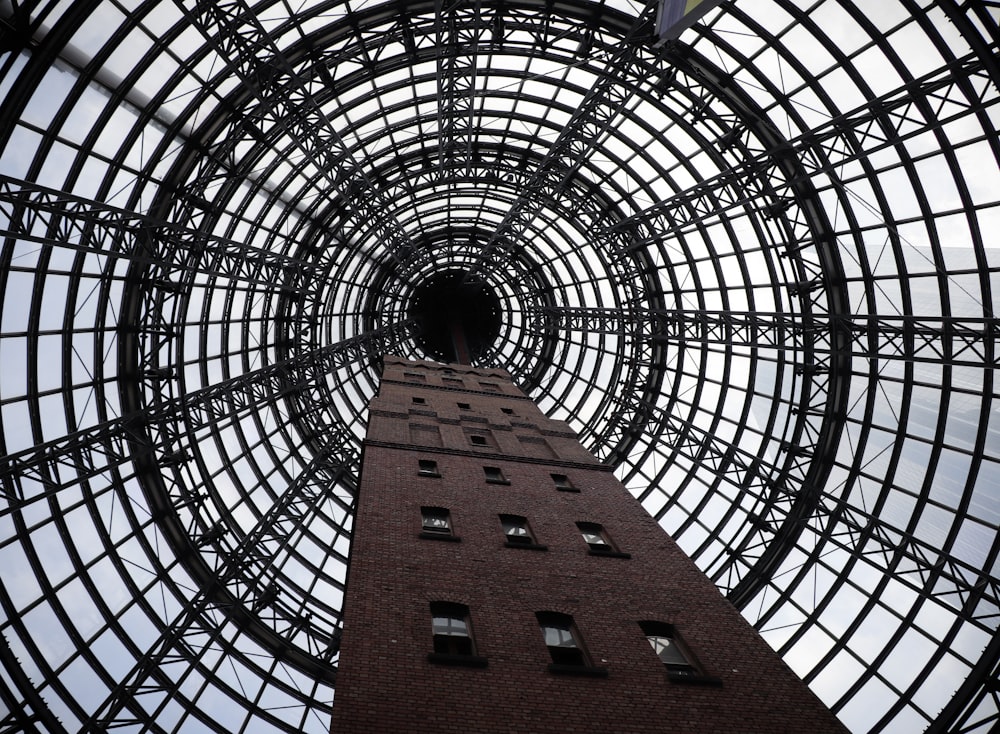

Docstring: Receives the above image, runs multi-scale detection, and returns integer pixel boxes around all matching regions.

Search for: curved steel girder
[605,42,853,608]
[172,0,417,268]
[460,0,659,283]
[21,325,411,693]
[179,4,854,611]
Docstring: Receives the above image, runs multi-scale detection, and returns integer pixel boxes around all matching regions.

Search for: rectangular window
[421,507,453,537]
[412,396,426,404]
[639,621,709,682]
[500,407,514,415]
[484,466,509,485]
[432,604,473,655]
[536,612,605,676]
[577,522,611,551]
[538,613,586,666]
[551,473,577,492]
[429,603,487,667]
[418,459,440,477]
[470,434,488,446]
[577,522,630,557]
[404,371,426,382]
[479,381,500,392]
[457,402,471,410]
[442,376,463,387]
[500,514,543,548]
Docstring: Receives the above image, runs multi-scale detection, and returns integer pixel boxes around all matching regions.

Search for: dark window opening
[428,602,487,667]
[421,507,452,535]
[484,466,508,484]
[412,396,426,404]
[500,514,536,546]
[431,603,473,655]
[500,407,514,415]
[418,459,440,477]
[538,613,585,666]
[577,522,630,557]
[470,434,488,446]
[639,621,713,683]
[552,473,576,491]
[577,522,611,550]
[457,402,471,410]
[536,612,605,676]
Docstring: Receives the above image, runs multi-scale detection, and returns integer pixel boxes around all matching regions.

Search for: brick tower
[331,356,847,733]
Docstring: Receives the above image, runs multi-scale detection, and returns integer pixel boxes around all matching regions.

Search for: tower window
[552,473,578,492]
[431,603,473,655]
[412,396,426,404]
[457,402,471,410]
[442,376,463,387]
[429,603,487,667]
[536,612,606,676]
[537,612,585,666]
[639,622,718,685]
[640,622,696,675]
[479,381,499,392]
[403,371,426,382]
[500,514,544,549]
[418,459,440,477]
[576,522,630,558]
[500,407,514,415]
[420,507,457,540]
[470,434,488,446]
[484,466,509,485]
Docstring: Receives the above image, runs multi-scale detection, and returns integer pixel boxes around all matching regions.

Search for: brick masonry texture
[331,356,849,734]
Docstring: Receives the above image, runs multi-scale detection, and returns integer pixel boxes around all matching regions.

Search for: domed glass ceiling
[0,1,997,732]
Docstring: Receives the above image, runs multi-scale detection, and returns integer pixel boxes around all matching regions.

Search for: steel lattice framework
[0,1,997,732]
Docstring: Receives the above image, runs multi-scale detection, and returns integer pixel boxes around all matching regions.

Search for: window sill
[547,663,609,677]
[587,549,631,559]
[667,673,724,687]
[428,653,488,668]
[419,532,461,542]
[504,541,548,551]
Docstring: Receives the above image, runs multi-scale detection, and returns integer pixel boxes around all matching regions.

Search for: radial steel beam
[610,394,1000,632]
[174,0,417,267]
[435,0,485,178]
[0,321,414,510]
[609,52,991,237]
[0,174,323,288]
[533,307,1000,368]
[85,445,345,730]
[461,0,658,283]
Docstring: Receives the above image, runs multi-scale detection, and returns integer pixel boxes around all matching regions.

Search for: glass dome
[0,1,997,731]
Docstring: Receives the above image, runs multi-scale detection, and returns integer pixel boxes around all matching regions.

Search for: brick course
[331,356,848,733]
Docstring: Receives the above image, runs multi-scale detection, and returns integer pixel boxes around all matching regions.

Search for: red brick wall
[331,356,847,733]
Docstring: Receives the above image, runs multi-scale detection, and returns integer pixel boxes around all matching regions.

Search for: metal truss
[462,0,659,287]
[434,0,485,177]
[1,0,998,732]
[1,323,412,512]
[610,51,995,243]
[0,174,323,288]
[85,445,345,731]
[534,307,1000,369]
[172,0,417,268]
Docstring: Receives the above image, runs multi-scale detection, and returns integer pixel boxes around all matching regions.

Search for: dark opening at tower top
[408,270,503,364]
